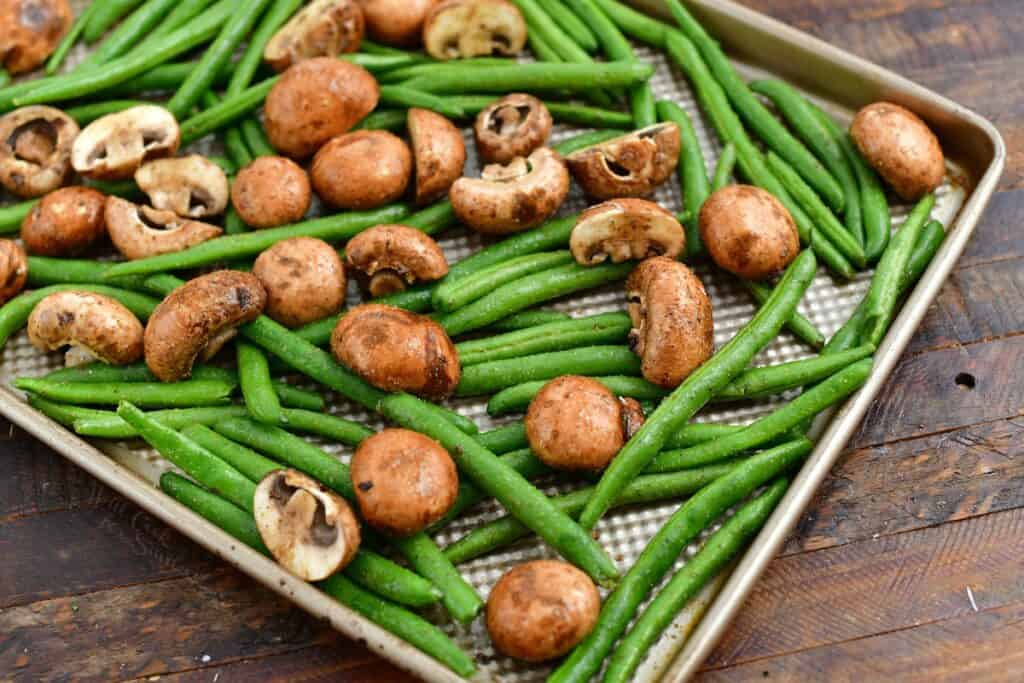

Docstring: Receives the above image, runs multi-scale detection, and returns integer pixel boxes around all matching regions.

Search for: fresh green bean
[665,422,746,450]
[237,342,282,424]
[94,60,230,98]
[25,257,145,291]
[742,280,825,349]
[457,346,641,397]
[344,550,444,609]
[526,16,566,64]
[81,0,182,68]
[83,0,144,44]
[181,424,280,481]
[141,0,219,48]
[227,0,302,95]
[474,422,528,455]
[716,344,875,402]
[65,99,149,125]
[378,58,515,83]
[240,118,276,158]
[15,378,236,408]
[279,408,372,445]
[591,0,670,47]
[404,199,459,236]
[457,312,632,366]
[552,130,623,156]
[443,95,633,129]
[711,142,737,191]
[46,3,99,74]
[223,207,249,235]
[160,471,266,550]
[378,84,465,119]
[657,100,709,256]
[271,384,323,411]
[0,69,8,88]
[401,61,654,95]
[42,362,234,384]
[487,374,661,415]
[354,110,407,132]
[179,77,278,144]
[546,0,600,52]
[26,395,111,427]
[73,406,248,438]
[0,200,37,233]
[490,310,575,331]
[433,251,573,313]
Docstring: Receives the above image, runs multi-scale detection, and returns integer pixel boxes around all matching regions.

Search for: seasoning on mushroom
[407,108,466,206]
[474,93,552,165]
[570,198,686,266]
[105,197,222,261]
[254,468,361,581]
[486,560,601,662]
[423,0,527,60]
[252,237,347,328]
[450,147,569,235]
[0,240,28,305]
[134,155,230,219]
[264,0,365,72]
[358,0,437,47]
[21,186,107,257]
[350,428,459,536]
[850,101,945,201]
[331,303,460,400]
[344,224,448,297]
[0,106,79,198]
[699,185,800,281]
[27,291,144,367]
[0,0,72,75]
[626,256,714,389]
[144,270,267,382]
[231,156,312,229]
[71,105,180,181]
[263,58,379,159]
[566,123,681,199]
[311,131,412,210]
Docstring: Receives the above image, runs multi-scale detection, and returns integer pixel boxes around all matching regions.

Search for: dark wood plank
[956,188,1024,268]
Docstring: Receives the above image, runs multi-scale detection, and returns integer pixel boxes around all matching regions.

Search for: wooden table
[2,1,1022,681]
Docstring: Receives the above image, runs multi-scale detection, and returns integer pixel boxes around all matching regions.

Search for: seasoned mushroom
[252,237,347,328]
[264,0,364,72]
[331,304,460,400]
[450,147,569,235]
[0,106,79,198]
[474,94,552,165]
[423,0,527,60]
[231,156,312,229]
[144,270,267,382]
[350,428,458,536]
[71,105,180,181]
[344,224,448,297]
[0,240,28,304]
[486,560,600,662]
[134,155,230,218]
[408,108,466,206]
[570,198,686,265]
[264,58,379,158]
[699,185,799,280]
[627,257,714,389]
[0,0,72,75]
[105,197,222,261]
[566,123,681,199]
[254,468,361,581]
[21,186,106,256]
[850,102,945,201]
[311,131,412,210]
[525,376,643,472]
[359,0,437,46]
[27,291,144,367]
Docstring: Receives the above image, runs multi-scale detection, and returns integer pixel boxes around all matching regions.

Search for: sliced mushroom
[0,0,72,75]
[253,237,347,328]
[566,123,681,199]
[344,224,448,297]
[21,186,106,256]
[134,155,230,218]
[408,108,465,206]
[311,131,412,210]
[423,0,527,60]
[27,291,144,367]
[451,147,568,235]
[0,240,28,305]
[0,106,79,198]
[850,102,945,201]
[474,93,552,164]
[699,185,799,281]
[144,270,267,382]
[570,198,685,265]
[254,469,361,581]
[105,197,222,261]
[71,105,180,181]
[359,0,437,46]
[264,0,365,72]
[231,156,312,229]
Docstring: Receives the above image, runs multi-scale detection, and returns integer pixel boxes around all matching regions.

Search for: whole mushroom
[21,186,107,256]
[474,93,552,165]
[566,123,681,199]
[27,291,144,367]
[311,131,412,210]
[71,105,180,181]
[0,0,72,75]
[423,0,527,60]
[850,101,945,201]
[344,224,448,297]
[570,198,686,265]
[134,155,230,218]
[0,106,79,198]
[231,156,312,229]
[358,0,438,46]
[105,197,222,261]
[0,240,28,305]
[408,108,466,206]
[252,237,347,328]
[264,0,365,72]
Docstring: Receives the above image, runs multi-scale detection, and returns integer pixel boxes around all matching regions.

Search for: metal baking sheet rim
[0,2,1004,682]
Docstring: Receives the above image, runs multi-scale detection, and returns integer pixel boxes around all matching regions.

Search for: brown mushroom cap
[231,156,312,229]
[254,468,361,581]
[71,105,180,181]
[144,270,267,382]
[0,0,72,75]
[105,197,222,261]
[331,303,460,400]
[27,291,144,367]
[408,108,466,206]
[699,185,799,281]
[450,147,569,235]
[474,93,552,165]
[0,240,27,305]
[850,102,945,201]
[264,58,379,159]
[134,155,230,218]
[311,131,412,210]
[486,560,601,662]
[567,123,681,199]
[264,0,365,72]
[252,237,347,328]
[350,428,459,536]
[571,198,686,265]
[627,257,714,389]
[358,0,437,46]
[344,224,448,297]
[423,0,527,60]
[21,186,106,257]
[0,105,79,198]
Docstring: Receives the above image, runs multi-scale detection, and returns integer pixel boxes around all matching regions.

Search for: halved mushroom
[105,197,222,261]
[71,105,180,181]
[231,156,312,229]
[451,147,569,235]
[423,0,526,60]
[253,237,347,328]
[850,102,945,201]
[0,106,79,198]
[345,224,448,297]
[27,291,144,367]
[254,468,361,581]
[311,131,412,210]
[0,240,28,305]
[144,270,267,382]
[21,186,106,256]
[264,0,365,72]
[0,0,72,75]
[570,198,686,265]
[134,155,230,218]
[699,185,799,281]
[474,93,552,165]
[626,257,714,389]
[408,108,465,206]
[566,123,681,199]
[359,0,437,46]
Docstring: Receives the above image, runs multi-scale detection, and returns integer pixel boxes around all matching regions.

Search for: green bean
[219,113,255,168]
[279,408,372,445]
[578,249,817,530]
[26,395,111,427]
[179,77,278,144]
[526,17,565,64]
[550,438,811,683]
[433,251,572,312]
[742,280,825,349]
[715,344,875,402]
[657,100,709,256]
[64,99,149,126]
[227,0,302,95]
[344,550,444,609]
[474,422,528,455]
[457,312,632,366]
[46,3,99,74]
[15,378,236,408]
[442,95,634,129]
[591,0,670,47]
[401,61,654,95]
[711,142,737,191]
[0,199,37,233]
[489,309,575,331]
[206,155,236,176]
[553,130,623,156]
[604,478,790,683]
[81,0,182,68]
[354,110,407,132]
[665,422,746,450]
[236,342,282,424]
[223,207,249,235]
[269,384,322,412]
[0,69,8,88]
[83,0,145,44]
[141,0,219,48]
[240,118,276,158]
[160,471,266,550]
[181,424,280,480]
[404,199,459,236]
[386,531,484,623]
[378,58,515,83]
[95,60,230,98]
[486,374,660,415]
[546,0,600,52]
[359,39,433,60]
[378,84,465,119]
[25,257,147,291]
[457,346,641,397]
[73,406,248,438]
[42,362,234,384]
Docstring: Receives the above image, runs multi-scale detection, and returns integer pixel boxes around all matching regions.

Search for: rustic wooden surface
[2,0,1022,681]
